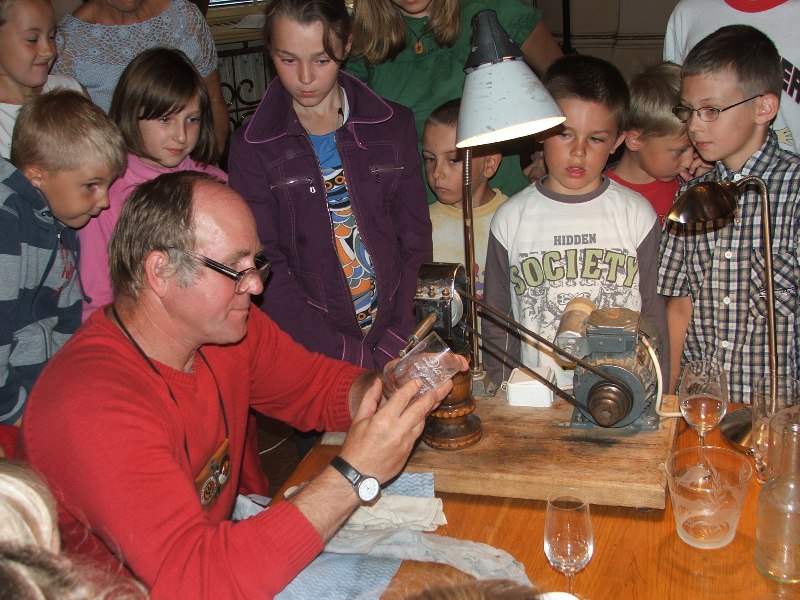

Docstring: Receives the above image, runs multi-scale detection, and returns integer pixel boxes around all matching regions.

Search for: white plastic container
[506,366,557,407]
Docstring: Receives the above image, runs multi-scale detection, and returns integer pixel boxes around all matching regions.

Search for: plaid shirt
[658,132,800,403]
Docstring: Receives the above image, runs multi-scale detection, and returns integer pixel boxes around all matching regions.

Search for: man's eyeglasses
[178,249,271,294]
[672,94,763,123]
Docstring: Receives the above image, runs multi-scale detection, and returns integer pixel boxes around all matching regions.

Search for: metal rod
[399,313,438,357]
[459,289,628,388]
[746,176,778,409]
[463,322,579,408]
[561,0,572,54]
[462,146,481,369]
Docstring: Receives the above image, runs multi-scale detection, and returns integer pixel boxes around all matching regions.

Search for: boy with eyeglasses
[664,0,800,154]
[658,24,800,401]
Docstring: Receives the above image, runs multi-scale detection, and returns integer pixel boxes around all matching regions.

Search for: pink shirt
[78,153,227,321]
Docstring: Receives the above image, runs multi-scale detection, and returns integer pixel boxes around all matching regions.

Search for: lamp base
[719,407,754,454]
[470,365,497,397]
[422,369,483,450]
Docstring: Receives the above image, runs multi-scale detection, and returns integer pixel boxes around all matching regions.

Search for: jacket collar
[2,159,51,220]
[244,71,394,143]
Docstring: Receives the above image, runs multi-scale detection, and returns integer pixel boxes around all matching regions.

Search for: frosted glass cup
[382,332,460,398]
[665,446,752,549]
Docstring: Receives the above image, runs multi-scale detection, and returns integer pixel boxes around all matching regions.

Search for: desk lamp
[665,176,776,451]
[455,9,564,396]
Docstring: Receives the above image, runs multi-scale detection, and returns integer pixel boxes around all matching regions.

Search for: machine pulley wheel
[587,381,634,427]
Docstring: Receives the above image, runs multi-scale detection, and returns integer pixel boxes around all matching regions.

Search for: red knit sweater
[19,306,361,599]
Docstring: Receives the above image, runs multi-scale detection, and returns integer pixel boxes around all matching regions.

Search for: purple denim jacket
[229,72,432,368]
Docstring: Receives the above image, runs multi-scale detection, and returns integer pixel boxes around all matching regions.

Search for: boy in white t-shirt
[483,55,668,387]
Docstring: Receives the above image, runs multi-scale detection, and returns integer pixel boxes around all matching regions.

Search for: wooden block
[404,393,680,509]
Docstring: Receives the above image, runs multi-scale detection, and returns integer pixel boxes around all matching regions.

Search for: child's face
[422,122,464,207]
[269,15,349,111]
[29,162,115,228]
[138,96,201,169]
[680,70,763,171]
[542,98,624,196]
[0,0,56,102]
[631,131,694,183]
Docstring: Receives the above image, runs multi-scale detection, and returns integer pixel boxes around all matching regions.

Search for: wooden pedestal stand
[422,368,482,450]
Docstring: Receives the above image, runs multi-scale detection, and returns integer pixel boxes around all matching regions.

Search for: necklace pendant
[415,39,424,54]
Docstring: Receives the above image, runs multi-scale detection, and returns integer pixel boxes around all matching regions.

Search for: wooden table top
[274,410,795,599]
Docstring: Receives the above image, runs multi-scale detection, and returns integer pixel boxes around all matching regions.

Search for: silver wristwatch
[330,455,381,504]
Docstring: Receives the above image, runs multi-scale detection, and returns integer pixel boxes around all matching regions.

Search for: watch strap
[330,455,361,488]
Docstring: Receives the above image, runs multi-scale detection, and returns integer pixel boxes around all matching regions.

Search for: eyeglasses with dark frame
[672,94,763,123]
[175,249,271,294]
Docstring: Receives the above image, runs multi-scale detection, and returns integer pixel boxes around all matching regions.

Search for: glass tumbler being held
[755,416,800,582]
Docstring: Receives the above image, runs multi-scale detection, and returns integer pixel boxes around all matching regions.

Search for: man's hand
[341,354,469,483]
[286,355,468,542]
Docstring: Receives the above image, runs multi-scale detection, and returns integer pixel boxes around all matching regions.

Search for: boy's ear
[754,93,779,126]
[21,165,46,189]
[623,129,642,151]
[482,152,502,178]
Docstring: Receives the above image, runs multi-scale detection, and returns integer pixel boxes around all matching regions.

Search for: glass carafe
[754,413,800,582]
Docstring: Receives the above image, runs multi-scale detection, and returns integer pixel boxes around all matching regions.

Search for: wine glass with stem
[544,488,594,595]
[678,359,729,446]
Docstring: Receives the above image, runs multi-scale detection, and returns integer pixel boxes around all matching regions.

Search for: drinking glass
[678,360,728,446]
[751,375,800,483]
[382,331,460,398]
[544,489,594,595]
[665,446,752,549]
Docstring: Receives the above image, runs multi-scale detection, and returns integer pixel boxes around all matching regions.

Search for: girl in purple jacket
[229,0,431,369]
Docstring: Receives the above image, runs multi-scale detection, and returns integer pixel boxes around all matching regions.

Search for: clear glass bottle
[754,415,800,582]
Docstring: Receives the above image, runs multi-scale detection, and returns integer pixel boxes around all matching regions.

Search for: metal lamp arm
[739,176,778,407]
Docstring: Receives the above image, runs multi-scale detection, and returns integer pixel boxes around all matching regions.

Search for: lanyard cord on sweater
[111,305,229,465]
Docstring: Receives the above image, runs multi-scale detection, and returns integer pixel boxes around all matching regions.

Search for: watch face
[358,477,381,502]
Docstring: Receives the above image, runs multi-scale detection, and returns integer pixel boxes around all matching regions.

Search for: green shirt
[346,0,543,203]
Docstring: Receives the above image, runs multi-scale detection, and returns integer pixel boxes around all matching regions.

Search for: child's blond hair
[11,89,126,176]
[0,461,57,551]
[626,61,684,139]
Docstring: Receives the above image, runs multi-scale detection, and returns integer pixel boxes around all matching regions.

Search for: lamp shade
[666,180,739,224]
[455,10,564,148]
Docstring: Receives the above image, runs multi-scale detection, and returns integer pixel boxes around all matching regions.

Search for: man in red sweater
[18,171,463,599]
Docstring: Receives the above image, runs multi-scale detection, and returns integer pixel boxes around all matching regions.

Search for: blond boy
[606,62,697,226]
[0,89,125,424]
